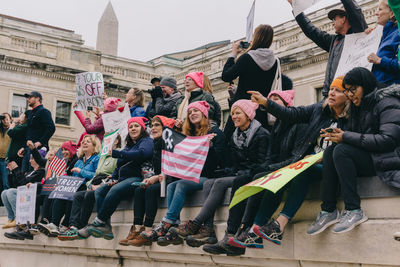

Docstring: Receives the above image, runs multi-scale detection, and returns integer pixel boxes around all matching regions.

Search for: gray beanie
[160,77,177,91]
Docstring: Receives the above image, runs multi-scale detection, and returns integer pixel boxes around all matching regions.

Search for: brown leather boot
[128,233,152,246]
[119,225,144,246]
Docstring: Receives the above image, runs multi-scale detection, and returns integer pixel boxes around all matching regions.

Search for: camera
[240,41,250,49]
[87,106,93,111]
[0,115,5,121]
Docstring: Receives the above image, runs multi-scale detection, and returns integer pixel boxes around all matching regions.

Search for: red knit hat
[231,100,259,120]
[268,90,295,107]
[61,141,78,157]
[153,115,175,128]
[185,72,204,89]
[104,97,121,112]
[187,101,210,119]
[127,117,148,129]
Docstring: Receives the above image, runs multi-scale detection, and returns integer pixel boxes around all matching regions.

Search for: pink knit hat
[127,117,148,129]
[104,97,121,112]
[267,90,295,107]
[185,72,204,89]
[187,101,210,118]
[231,100,259,120]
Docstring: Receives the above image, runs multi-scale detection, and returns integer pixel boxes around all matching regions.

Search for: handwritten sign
[49,176,84,201]
[40,171,58,196]
[101,130,119,157]
[293,0,322,17]
[102,103,131,148]
[335,25,384,78]
[229,152,323,209]
[16,183,37,224]
[75,72,104,111]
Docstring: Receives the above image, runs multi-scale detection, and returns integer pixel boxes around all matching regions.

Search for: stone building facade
[0,0,378,148]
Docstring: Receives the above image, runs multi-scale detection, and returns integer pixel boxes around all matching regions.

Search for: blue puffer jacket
[72,154,100,181]
[130,105,146,117]
[372,21,400,85]
[111,136,153,182]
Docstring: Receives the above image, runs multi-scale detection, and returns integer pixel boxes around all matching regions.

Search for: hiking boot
[332,209,368,234]
[58,226,79,241]
[78,226,90,239]
[253,220,283,245]
[2,219,16,229]
[306,209,340,235]
[186,225,218,247]
[119,225,144,246]
[87,220,114,240]
[228,227,263,249]
[175,220,201,238]
[157,227,184,246]
[394,231,400,241]
[203,231,245,256]
[140,221,174,242]
[128,234,152,247]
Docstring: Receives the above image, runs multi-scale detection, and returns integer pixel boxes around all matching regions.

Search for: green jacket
[95,154,118,177]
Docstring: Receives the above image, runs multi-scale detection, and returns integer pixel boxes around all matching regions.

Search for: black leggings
[133,183,161,227]
[321,143,375,212]
[69,190,95,229]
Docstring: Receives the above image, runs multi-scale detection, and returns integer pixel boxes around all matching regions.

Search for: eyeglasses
[343,85,358,97]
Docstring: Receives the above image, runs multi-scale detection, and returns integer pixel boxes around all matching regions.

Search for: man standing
[21,91,55,172]
[288,0,367,97]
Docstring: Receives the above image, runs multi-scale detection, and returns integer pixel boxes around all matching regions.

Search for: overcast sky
[2,0,339,61]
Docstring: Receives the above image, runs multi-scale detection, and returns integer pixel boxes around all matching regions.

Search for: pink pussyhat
[104,97,121,112]
[267,90,295,107]
[185,72,204,89]
[231,100,259,120]
[187,101,210,118]
[127,117,148,129]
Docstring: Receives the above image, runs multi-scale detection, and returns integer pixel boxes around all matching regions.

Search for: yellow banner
[229,152,323,209]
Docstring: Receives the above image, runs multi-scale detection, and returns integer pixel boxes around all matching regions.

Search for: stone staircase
[0,176,400,267]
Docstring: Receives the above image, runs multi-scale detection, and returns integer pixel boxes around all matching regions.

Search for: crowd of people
[0,0,399,257]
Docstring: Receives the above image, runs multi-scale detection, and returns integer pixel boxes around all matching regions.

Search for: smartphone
[131,181,146,187]
[87,106,93,111]
[240,41,250,49]
[325,128,334,133]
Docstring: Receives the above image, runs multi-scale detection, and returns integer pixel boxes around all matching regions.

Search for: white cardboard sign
[16,183,37,224]
[293,0,322,17]
[75,72,105,111]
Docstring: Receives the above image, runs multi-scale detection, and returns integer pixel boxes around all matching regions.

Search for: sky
[1,0,340,62]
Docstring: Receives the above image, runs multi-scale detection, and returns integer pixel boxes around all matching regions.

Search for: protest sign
[101,129,119,156]
[75,72,104,111]
[293,0,322,17]
[102,103,131,148]
[246,1,255,42]
[49,176,85,201]
[16,183,37,224]
[229,152,323,209]
[40,171,58,196]
[335,25,384,77]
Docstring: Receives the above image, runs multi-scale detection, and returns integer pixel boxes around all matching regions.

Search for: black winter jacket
[26,105,55,149]
[202,126,225,178]
[343,84,400,188]
[8,167,45,188]
[295,0,367,97]
[230,124,269,176]
[265,99,349,162]
[148,90,184,119]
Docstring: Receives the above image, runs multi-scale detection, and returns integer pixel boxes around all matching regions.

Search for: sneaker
[58,227,79,241]
[119,225,144,246]
[175,220,201,238]
[2,219,16,229]
[253,220,283,245]
[228,228,263,249]
[203,231,245,256]
[37,220,59,237]
[87,220,114,240]
[140,221,174,242]
[306,209,340,235]
[186,225,218,247]
[58,225,69,235]
[77,226,90,239]
[28,224,40,236]
[393,232,400,241]
[157,227,184,246]
[332,209,368,234]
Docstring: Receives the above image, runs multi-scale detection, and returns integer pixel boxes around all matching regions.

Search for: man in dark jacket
[289,0,367,97]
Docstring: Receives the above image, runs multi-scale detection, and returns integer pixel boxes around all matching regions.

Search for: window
[55,101,71,125]
[11,94,27,118]
[315,87,324,102]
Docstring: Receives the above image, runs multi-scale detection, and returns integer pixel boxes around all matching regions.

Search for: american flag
[47,148,67,176]
[161,128,210,183]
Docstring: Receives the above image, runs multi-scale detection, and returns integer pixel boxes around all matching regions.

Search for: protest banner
[335,25,384,77]
[102,103,131,148]
[246,0,255,42]
[101,129,119,156]
[75,72,104,111]
[16,183,37,224]
[49,176,85,201]
[293,0,322,17]
[40,171,58,196]
[229,152,323,209]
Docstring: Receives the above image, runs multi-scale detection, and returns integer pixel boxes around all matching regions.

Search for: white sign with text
[75,72,105,111]
[16,183,37,224]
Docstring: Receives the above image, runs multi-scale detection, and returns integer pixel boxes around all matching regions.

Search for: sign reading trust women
[229,152,323,209]
[49,176,85,201]
[75,72,104,111]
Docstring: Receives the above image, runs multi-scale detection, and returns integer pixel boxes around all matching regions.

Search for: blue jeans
[21,147,31,174]
[95,177,142,222]
[1,188,17,221]
[0,159,9,190]
[164,177,207,224]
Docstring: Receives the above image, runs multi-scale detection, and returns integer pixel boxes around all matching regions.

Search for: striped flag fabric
[161,127,210,183]
[47,148,67,176]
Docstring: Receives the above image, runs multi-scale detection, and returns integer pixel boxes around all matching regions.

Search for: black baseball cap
[328,8,347,20]
[150,77,161,84]
[24,91,42,100]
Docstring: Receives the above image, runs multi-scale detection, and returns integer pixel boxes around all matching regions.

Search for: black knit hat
[342,67,377,96]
